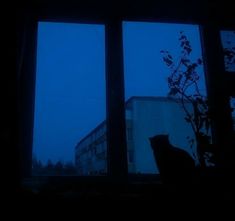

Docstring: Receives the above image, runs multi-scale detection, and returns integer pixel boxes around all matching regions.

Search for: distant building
[75,121,107,175]
[75,96,197,175]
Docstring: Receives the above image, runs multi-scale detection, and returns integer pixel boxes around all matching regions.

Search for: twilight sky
[33,21,205,165]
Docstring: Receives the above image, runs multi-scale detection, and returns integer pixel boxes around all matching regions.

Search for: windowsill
[20,174,161,198]
[18,170,235,201]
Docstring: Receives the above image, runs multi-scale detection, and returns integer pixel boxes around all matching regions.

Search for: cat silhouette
[149,134,195,184]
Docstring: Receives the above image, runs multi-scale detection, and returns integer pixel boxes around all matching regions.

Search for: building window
[127,128,133,140]
[32,22,106,176]
[128,150,134,163]
[123,22,209,174]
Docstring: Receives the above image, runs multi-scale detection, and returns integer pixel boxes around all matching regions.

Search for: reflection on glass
[33,22,106,176]
[220,31,235,72]
[123,22,209,174]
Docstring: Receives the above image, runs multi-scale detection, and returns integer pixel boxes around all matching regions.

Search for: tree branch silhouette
[161,31,211,167]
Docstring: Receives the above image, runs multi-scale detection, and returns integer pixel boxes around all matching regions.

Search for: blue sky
[33,22,106,164]
[33,21,206,165]
[123,22,205,99]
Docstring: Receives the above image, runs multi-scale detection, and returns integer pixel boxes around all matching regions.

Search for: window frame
[16,3,235,188]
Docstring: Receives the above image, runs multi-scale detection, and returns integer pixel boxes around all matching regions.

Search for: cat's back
[169,145,195,169]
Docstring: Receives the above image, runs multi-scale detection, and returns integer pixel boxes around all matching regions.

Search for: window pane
[123,22,210,174]
[33,22,106,176]
[230,97,235,154]
[230,97,235,132]
[220,31,235,72]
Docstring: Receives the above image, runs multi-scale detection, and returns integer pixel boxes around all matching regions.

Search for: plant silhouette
[161,31,212,168]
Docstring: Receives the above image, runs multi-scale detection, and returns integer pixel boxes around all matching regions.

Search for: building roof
[75,120,106,149]
[125,96,186,109]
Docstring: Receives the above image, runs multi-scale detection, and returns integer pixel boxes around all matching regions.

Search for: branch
[169,51,188,79]
[177,90,197,136]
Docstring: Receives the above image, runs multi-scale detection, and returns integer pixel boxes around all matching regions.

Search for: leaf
[196,97,203,104]
[185,46,192,54]
[184,116,191,123]
[185,40,190,46]
[167,77,173,84]
[181,58,190,66]
[163,57,173,66]
[169,88,178,96]
[168,54,173,59]
[197,58,202,65]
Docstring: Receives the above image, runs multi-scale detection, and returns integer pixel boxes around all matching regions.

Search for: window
[128,150,134,163]
[127,128,133,140]
[123,22,208,174]
[220,30,235,72]
[15,2,235,201]
[32,22,107,176]
[230,97,235,131]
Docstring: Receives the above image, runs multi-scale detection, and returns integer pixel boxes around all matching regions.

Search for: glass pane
[220,31,235,72]
[123,22,211,175]
[33,22,106,176]
[230,97,235,132]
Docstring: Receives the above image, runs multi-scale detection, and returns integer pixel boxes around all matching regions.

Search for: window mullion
[105,19,128,180]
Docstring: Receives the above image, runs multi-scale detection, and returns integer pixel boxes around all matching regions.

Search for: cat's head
[149,134,170,149]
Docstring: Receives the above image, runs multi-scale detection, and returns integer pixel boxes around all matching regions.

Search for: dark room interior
[8,0,235,201]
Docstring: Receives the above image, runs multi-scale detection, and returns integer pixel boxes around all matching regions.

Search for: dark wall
[15,0,235,25]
